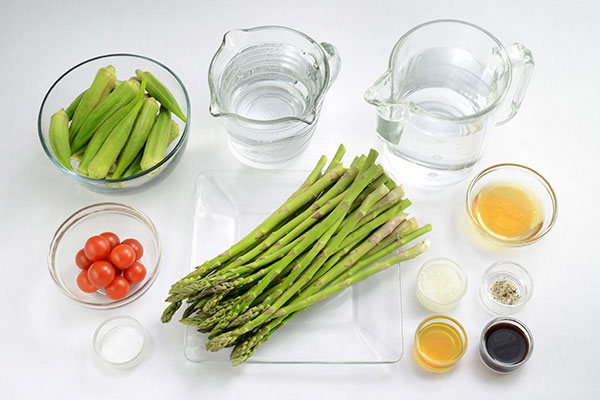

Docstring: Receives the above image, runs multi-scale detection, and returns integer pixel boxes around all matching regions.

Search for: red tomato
[105,276,130,300]
[110,244,136,269]
[122,238,144,260]
[124,262,147,285]
[77,270,98,293]
[87,261,116,288]
[75,249,93,270]
[84,235,111,262]
[100,232,120,250]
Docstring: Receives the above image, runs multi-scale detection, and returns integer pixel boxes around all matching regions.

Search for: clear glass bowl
[413,315,468,373]
[184,170,404,364]
[479,317,534,373]
[48,203,161,309]
[416,257,468,312]
[466,164,558,246]
[480,261,533,315]
[93,315,146,369]
[38,53,191,193]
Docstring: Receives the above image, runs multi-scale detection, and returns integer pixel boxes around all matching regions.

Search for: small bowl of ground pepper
[480,261,533,315]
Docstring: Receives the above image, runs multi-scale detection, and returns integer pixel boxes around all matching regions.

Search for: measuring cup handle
[320,42,341,87]
[495,43,535,126]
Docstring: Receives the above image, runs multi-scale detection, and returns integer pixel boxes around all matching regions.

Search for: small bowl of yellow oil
[466,164,558,246]
[413,316,467,373]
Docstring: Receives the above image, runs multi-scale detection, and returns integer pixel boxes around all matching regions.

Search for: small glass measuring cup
[365,19,535,187]
[209,26,341,168]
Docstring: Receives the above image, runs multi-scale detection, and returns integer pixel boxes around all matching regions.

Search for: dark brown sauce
[484,323,528,364]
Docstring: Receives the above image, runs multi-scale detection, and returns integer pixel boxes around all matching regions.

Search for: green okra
[77,93,144,175]
[86,97,144,179]
[121,149,144,178]
[69,65,116,140]
[168,120,180,146]
[71,78,140,153]
[135,69,187,122]
[48,109,72,170]
[112,96,159,179]
[65,90,86,120]
[141,106,171,171]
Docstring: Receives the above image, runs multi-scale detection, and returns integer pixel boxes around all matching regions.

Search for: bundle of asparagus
[162,145,432,365]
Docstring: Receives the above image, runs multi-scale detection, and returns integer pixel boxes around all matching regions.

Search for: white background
[1,0,599,398]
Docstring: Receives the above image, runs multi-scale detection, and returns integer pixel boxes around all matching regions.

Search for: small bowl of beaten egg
[466,164,558,246]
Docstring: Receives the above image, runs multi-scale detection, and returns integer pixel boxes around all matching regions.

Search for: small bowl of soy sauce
[479,317,533,373]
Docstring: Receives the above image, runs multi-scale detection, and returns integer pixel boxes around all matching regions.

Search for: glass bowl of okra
[38,53,191,193]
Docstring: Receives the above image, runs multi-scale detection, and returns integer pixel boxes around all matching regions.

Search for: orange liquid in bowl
[415,320,466,372]
[471,182,543,241]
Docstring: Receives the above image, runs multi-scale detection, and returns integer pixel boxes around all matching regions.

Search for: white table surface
[2,0,599,398]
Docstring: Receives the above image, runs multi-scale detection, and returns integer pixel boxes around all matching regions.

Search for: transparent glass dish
[93,315,147,369]
[38,53,191,193]
[48,203,161,309]
[480,261,533,315]
[184,170,404,364]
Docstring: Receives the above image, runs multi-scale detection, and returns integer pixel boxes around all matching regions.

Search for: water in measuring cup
[218,43,324,166]
[381,47,497,186]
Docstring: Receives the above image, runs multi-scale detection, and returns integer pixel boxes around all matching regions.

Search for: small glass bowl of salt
[93,316,146,369]
[416,258,468,312]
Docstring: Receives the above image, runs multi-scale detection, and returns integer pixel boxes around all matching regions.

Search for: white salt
[100,325,144,364]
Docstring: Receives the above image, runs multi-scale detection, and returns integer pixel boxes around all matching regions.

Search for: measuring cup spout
[364,70,408,144]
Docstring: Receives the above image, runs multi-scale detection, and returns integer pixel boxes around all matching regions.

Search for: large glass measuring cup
[209,26,340,168]
[365,20,534,187]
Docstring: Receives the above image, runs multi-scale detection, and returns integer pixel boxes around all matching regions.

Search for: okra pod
[122,149,144,178]
[112,97,159,179]
[135,69,187,122]
[69,65,116,140]
[71,78,140,153]
[86,97,144,179]
[77,95,143,175]
[65,90,86,120]
[141,106,171,171]
[48,109,72,170]
[168,120,180,146]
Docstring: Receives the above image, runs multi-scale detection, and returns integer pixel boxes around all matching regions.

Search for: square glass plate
[184,170,404,364]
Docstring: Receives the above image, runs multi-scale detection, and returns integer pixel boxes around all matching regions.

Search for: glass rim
[416,257,468,305]
[37,53,191,184]
[387,18,512,122]
[47,202,161,309]
[414,315,468,367]
[207,25,331,126]
[466,163,558,246]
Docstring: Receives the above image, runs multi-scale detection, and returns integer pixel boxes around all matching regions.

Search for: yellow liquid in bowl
[472,182,544,241]
[415,322,465,372]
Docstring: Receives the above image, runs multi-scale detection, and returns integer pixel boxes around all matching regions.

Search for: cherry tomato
[110,244,136,269]
[124,262,147,285]
[100,232,120,250]
[75,249,93,270]
[84,235,111,262]
[105,276,130,300]
[122,238,144,260]
[76,270,98,293]
[87,261,116,288]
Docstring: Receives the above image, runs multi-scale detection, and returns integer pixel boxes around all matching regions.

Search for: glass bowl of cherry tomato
[48,202,161,309]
